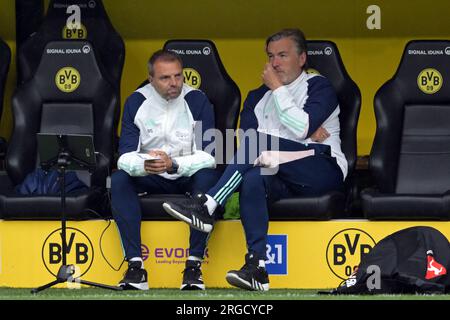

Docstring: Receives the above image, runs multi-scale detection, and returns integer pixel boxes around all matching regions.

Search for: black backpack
[330,226,450,294]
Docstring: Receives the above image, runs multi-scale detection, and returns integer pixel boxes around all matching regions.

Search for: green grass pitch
[0,288,448,300]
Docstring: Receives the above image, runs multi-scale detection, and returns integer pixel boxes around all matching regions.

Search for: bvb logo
[306,68,321,75]
[42,227,94,277]
[417,68,443,94]
[62,23,87,39]
[55,67,80,93]
[326,228,376,280]
[183,68,201,89]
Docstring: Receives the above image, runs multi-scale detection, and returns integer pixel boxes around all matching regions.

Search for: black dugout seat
[136,40,241,220]
[17,0,125,168]
[362,41,450,220]
[0,41,118,220]
[269,41,361,220]
[0,39,11,162]
[18,0,124,92]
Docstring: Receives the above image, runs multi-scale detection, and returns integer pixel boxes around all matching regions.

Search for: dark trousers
[207,133,344,260]
[111,168,221,259]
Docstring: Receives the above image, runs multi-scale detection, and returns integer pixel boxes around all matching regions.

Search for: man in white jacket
[111,50,219,290]
[163,29,347,292]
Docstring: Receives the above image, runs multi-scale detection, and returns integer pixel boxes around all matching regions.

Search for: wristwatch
[168,159,179,174]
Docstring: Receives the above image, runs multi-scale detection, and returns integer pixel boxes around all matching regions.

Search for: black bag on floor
[331,226,449,294]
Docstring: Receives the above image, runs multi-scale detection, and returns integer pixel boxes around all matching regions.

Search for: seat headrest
[35,0,120,43]
[306,41,351,89]
[19,0,124,87]
[33,41,106,100]
[392,40,450,101]
[47,0,110,20]
[163,40,235,97]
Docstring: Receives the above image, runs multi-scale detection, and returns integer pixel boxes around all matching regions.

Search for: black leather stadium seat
[139,39,241,220]
[0,41,119,220]
[17,0,125,92]
[0,38,11,165]
[269,41,361,220]
[17,0,125,171]
[362,40,450,220]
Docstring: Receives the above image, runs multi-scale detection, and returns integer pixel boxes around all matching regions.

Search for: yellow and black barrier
[0,219,448,289]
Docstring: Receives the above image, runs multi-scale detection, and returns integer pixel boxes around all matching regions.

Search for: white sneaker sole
[119,281,149,291]
[225,273,269,291]
[162,203,213,233]
[180,283,206,290]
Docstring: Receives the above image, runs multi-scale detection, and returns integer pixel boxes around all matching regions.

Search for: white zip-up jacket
[117,83,216,180]
[240,71,348,179]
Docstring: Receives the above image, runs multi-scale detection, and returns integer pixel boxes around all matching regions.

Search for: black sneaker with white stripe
[181,260,205,290]
[118,261,149,290]
[225,253,269,291]
[162,193,214,233]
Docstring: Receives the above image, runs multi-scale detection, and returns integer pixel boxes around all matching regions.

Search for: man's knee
[194,168,219,178]
[111,170,133,194]
[191,168,221,191]
[242,167,264,182]
[240,168,265,192]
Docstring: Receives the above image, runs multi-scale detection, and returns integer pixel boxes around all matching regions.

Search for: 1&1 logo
[326,228,376,280]
[42,227,94,277]
[265,235,287,275]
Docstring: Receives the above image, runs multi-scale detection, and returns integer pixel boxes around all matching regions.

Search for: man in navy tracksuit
[111,50,220,290]
[164,29,347,291]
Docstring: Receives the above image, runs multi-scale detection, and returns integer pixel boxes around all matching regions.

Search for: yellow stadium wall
[0,220,448,289]
[2,1,450,154]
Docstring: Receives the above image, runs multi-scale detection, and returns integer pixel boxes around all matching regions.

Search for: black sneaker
[225,253,269,291]
[162,193,215,233]
[118,261,149,290]
[181,260,205,290]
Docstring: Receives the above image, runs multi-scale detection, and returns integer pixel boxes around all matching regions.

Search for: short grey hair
[265,28,307,54]
[147,49,183,76]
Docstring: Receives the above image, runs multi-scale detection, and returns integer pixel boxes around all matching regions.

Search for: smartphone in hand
[138,153,161,161]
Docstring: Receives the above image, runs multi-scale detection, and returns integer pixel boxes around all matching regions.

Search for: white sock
[205,194,218,215]
[129,257,144,269]
[259,260,266,268]
[187,255,202,262]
